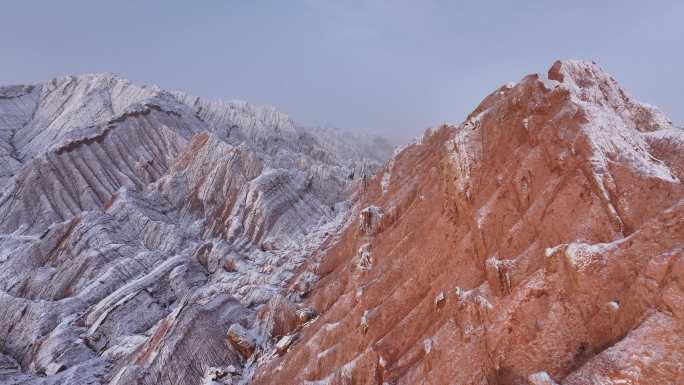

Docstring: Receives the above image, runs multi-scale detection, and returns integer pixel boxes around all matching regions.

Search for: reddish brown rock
[256,294,300,338]
[227,323,256,359]
[251,60,684,385]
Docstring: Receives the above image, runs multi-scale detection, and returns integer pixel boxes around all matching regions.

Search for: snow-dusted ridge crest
[445,60,679,208]
[0,72,392,384]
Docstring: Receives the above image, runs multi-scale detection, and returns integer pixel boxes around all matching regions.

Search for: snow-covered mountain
[0,73,392,384]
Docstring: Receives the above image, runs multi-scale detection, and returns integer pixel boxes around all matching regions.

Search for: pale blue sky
[1,1,682,138]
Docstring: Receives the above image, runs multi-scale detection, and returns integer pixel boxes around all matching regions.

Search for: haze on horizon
[1,0,682,140]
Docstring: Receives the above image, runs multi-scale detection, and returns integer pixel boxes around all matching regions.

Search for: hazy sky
[1,1,682,139]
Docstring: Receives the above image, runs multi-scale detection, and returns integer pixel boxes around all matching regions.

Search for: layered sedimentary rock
[250,61,684,385]
[0,73,391,385]
[1,60,682,385]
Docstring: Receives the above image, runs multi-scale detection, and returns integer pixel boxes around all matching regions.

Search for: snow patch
[446,110,487,195]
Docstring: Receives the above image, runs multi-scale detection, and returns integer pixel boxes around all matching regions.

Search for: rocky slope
[1,60,682,385]
[249,60,684,385]
[0,73,392,385]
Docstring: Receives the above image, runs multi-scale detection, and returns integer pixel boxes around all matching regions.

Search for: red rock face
[251,60,684,385]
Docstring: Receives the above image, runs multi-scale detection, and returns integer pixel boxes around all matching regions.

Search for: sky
[1,1,682,139]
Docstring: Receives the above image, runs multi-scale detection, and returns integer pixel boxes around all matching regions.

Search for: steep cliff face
[250,60,684,385]
[0,74,391,385]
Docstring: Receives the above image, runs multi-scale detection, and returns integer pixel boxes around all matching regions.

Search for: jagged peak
[461,59,671,134]
[171,90,297,135]
[546,59,671,131]
[1,72,131,92]
[439,58,680,221]
[20,73,295,133]
[547,59,604,83]
[35,72,159,97]
[7,73,383,162]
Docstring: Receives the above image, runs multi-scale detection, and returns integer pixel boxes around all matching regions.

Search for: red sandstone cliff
[251,60,684,385]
